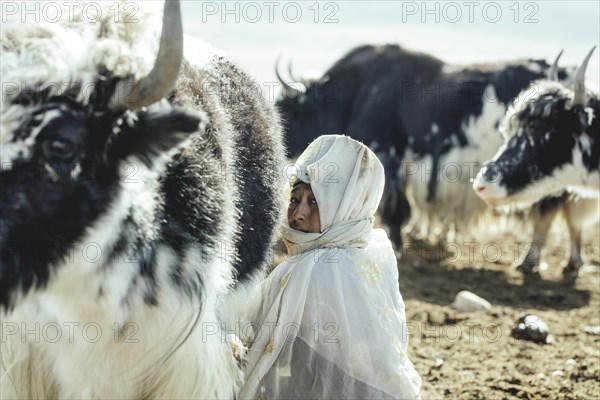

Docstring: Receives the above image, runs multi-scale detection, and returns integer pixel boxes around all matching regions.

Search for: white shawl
[238,135,422,399]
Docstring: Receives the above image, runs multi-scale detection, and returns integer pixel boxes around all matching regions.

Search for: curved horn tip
[572,46,596,106]
[547,49,564,81]
[275,53,303,98]
[288,58,299,82]
[275,54,285,82]
[575,46,596,80]
[110,0,183,110]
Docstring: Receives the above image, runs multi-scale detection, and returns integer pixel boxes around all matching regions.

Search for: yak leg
[562,198,588,275]
[444,221,457,244]
[515,202,560,274]
[376,151,411,251]
[379,184,411,250]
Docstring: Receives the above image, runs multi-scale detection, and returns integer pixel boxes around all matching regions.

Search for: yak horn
[547,49,563,81]
[110,0,183,110]
[275,55,303,98]
[572,46,596,106]
[288,59,312,89]
[288,59,299,83]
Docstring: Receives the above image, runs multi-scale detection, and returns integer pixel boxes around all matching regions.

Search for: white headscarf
[282,135,384,255]
[238,135,422,399]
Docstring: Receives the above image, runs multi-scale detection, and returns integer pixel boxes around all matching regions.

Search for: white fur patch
[584,106,595,125]
[183,35,222,72]
[558,146,600,195]
[579,133,593,156]
[406,86,506,233]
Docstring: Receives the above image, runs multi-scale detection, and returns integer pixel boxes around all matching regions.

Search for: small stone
[584,325,600,335]
[551,370,564,377]
[434,358,444,368]
[536,372,546,379]
[566,359,576,370]
[453,290,491,312]
[511,314,551,344]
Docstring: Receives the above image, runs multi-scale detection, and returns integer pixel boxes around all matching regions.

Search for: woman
[238,135,421,399]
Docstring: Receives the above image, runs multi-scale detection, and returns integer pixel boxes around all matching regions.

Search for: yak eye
[42,138,75,160]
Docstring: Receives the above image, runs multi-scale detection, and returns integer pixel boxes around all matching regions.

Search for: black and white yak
[474,48,599,274]
[277,44,598,272]
[0,1,284,398]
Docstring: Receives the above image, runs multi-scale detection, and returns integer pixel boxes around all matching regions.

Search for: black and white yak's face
[473,80,599,207]
[0,2,200,310]
[0,95,199,309]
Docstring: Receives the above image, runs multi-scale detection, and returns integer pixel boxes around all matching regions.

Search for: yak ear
[111,104,202,167]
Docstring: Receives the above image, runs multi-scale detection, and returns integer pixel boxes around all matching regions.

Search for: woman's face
[288,182,321,233]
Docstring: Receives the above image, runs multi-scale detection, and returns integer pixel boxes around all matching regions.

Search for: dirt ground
[398,217,600,400]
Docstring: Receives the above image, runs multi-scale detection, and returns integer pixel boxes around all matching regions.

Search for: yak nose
[473,182,487,194]
[472,176,488,197]
[472,172,492,198]
[472,172,508,202]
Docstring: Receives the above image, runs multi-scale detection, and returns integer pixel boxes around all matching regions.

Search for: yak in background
[474,48,599,275]
[277,44,598,274]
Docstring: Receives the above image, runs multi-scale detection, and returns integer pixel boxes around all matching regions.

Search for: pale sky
[3,1,599,90]
[181,1,600,90]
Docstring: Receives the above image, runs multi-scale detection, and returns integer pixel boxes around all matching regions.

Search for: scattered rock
[453,290,491,312]
[434,358,444,368]
[511,314,554,344]
[584,325,600,335]
[566,359,576,370]
[551,369,564,377]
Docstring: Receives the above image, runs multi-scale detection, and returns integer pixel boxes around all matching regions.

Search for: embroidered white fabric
[238,135,422,399]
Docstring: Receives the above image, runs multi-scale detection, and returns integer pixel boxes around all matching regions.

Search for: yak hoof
[562,260,583,278]
[514,260,539,275]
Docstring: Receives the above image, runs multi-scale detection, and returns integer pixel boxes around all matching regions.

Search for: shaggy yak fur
[0,2,284,398]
